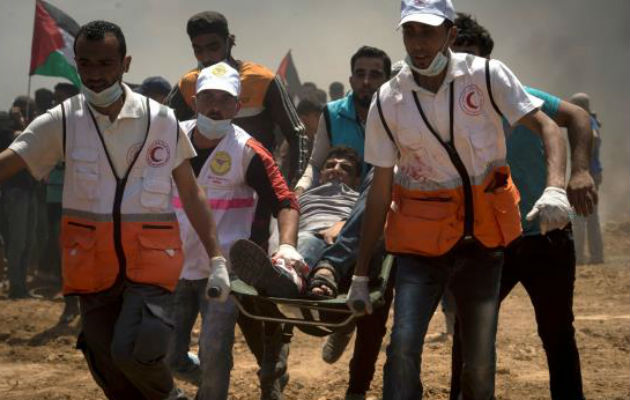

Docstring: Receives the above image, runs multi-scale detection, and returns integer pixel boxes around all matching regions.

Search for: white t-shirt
[10,83,196,180]
[365,53,543,168]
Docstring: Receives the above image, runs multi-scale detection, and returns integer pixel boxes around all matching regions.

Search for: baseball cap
[196,62,240,97]
[399,0,455,27]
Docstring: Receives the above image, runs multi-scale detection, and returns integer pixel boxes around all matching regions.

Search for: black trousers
[78,282,175,400]
[450,228,584,400]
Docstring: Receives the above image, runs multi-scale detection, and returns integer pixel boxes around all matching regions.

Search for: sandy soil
[0,222,628,400]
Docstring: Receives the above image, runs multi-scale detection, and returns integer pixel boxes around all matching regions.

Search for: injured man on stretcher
[228,146,372,299]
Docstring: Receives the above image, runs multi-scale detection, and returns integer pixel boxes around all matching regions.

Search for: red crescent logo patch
[459,84,484,116]
[146,139,171,168]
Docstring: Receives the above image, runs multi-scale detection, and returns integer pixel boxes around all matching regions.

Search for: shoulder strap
[485,58,506,119]
[376,87,396,145]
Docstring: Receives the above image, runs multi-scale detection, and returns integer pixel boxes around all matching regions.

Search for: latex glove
[526,187,572,235]
[206,256,230,302]
[272,243,308,277]
[346,275,372,315]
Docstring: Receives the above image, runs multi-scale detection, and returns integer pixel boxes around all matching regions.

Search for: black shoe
[230,240,301,298]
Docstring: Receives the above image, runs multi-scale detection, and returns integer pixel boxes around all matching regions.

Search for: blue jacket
[324,92,365,158]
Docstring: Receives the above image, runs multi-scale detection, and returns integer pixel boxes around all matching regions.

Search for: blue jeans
[318,169,373,285]
[168,279,207,370]
[383,245,503,400]
[297,231,328,270]
[2,187,37,297]
[198,296,239,400]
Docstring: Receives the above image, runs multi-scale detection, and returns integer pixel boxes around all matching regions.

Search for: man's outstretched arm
[0,149,27,184]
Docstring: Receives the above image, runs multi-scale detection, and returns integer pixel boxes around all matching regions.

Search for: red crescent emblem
[459,84,484,116]
[146,140,171,167]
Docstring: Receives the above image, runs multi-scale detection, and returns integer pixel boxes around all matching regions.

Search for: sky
[1,0,629,220]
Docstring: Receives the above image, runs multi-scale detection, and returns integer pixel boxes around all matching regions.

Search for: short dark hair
[12,95,36,122]
[350,46,392,78]
[296,99,322,116]
[324,146,362,177]
[187,11,229,40]
[453,13,494,58]
[74,20,127,59]
[54,83,80,97]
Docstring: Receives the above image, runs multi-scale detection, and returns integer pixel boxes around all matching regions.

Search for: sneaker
[322,325,355,364]
[59,297,80,324]
[230,239,302,298]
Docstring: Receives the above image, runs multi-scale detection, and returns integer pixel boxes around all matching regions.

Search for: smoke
[0,0,627,221]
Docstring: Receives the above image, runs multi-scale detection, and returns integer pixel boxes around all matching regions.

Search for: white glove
[206,256,230,302]
[526,187,572,235]
[272,243,308,276]
[346,275,372,315]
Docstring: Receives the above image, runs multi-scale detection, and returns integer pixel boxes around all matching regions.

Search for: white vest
[60,94,183,294]
[174,121,258,280]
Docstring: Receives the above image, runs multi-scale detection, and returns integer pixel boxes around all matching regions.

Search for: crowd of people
[0,0,606,399]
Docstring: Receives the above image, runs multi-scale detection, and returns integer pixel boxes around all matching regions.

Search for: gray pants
[78,281,175,400]
[573,174,604,263]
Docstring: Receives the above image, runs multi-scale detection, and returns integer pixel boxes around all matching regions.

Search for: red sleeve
[245,138,299,216]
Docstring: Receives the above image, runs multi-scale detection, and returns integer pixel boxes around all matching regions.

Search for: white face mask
[406,34,451,77]
[81,81,123,107]
[196,113,232,140]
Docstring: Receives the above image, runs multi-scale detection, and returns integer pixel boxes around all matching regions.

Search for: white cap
[398,0,455,27]
[196,62,241,97]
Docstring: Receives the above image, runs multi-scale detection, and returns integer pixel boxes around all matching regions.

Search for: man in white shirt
[345,1,572,399]
[0,20,224,400]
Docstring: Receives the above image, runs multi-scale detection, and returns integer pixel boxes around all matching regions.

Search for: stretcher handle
[207,286,221,298]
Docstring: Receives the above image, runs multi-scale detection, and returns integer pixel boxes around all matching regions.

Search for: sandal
[307,268,339,299]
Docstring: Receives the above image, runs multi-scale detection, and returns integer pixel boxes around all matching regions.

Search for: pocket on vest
[385,197,460,256]
[131,228,183,291]
[487,185,522,246]
[62,224,97,292]
[71,148,100,200]
[140,178,171,210]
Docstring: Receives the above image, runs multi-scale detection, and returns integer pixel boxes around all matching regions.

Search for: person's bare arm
[172,159,222,259]
[0,149,27,183]
[353,166,394,276]
[553,100,597,216]
[277,207,299,247]
[517,109,567,189]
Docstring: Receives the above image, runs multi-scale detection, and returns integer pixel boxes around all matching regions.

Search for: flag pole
[25,0,37,119]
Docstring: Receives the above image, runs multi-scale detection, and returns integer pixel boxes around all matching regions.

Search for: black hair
[453,13,494,58]
[350,46,392,78]
[12,95,36,122]
[296,98,323,116]
[54,82,80,96]
[34,88,54,111]
[187,11,229,40]
[74,20,127,59]
[324,146,362,177]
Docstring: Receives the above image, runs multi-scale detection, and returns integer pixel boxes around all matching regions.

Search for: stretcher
[229,254,394,337]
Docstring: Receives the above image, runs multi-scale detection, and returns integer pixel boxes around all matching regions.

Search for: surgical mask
[406,35,451,77]
[81,81,123,107]
[196,113,232,140]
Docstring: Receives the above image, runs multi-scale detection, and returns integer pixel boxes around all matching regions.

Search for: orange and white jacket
[367,53,543,257]
[173,121,258,280]
[60,95,183,294]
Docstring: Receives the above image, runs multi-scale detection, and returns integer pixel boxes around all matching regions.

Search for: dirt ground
[0,222,628,400]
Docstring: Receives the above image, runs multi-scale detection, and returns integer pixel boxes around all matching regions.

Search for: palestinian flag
[29,0,81,87]
[276,50,301,101]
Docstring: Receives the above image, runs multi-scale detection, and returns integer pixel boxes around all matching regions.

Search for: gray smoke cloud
[0,0,627,221]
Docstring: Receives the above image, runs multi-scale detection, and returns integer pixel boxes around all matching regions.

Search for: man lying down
[227,146,381,299]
